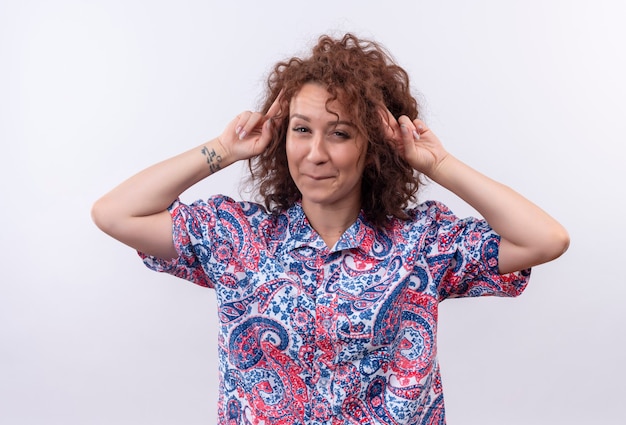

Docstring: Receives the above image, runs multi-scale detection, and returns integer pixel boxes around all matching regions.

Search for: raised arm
[91,109,275,260]
[386,113,570,274]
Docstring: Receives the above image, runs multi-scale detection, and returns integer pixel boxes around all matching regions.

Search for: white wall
[1,1,624,424]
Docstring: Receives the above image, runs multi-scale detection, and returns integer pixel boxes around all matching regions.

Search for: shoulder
[178,195,269,218]
[170,195,273,235]
[390,200,459,233]
[386,200,484,250]
[405,200,457,222]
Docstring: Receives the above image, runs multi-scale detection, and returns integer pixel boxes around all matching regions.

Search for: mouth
[304,174,333,181]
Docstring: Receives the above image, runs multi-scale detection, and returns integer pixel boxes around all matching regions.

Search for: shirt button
[322,319,331,329]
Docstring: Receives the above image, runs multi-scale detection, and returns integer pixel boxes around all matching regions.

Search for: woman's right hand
[217,111,273,162]
[91,95,284,260]
[218,94,282,162]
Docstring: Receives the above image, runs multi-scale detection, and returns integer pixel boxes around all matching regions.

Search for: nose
[306,134,329,164]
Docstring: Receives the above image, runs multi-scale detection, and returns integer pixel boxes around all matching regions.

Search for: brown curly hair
[248,33,423,228]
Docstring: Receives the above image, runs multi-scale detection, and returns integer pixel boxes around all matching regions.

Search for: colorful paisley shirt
[140,195,530,425]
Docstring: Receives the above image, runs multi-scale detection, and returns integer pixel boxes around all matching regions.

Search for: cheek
[286,136,307,163]
[285,138,296,165]
[339,145,367,171]
[285,139,300,175]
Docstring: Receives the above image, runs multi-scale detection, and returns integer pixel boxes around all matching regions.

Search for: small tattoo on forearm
[201,146,222,173]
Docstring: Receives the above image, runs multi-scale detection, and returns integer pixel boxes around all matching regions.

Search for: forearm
[92,138,230,228]
[384,115,568,272]
[429,155,569,273]
[91,106,276,258]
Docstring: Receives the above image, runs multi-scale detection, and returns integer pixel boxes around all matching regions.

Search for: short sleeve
[418,201,531,301]
[138,196,237,288]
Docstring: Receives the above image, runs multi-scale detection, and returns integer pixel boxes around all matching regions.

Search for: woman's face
[286,82,368,213]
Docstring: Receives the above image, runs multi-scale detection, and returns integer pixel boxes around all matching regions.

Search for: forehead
[289,82,351,119]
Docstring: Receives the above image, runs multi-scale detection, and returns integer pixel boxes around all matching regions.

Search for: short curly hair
[248,33,423,228]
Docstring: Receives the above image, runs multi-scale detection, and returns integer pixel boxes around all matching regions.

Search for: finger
[239,116,274,157]
[234,111,252,137]
[399,122,415,147]
[265,89,284,119]
[236,112,264,140]
[412,118,429,138]
[398,115,428,141]
[397,115,420,141]
[257,116,274,146]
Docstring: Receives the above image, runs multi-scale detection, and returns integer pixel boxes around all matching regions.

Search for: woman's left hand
[381,109,569,273]
[382,110,449,178]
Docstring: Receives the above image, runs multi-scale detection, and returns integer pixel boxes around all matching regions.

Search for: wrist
[422,152,454,183]
[200,138,231,175]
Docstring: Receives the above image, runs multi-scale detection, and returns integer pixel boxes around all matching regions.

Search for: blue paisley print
[140,195,530,424]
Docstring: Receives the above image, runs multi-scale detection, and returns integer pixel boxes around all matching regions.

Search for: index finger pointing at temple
[265,90,284,119]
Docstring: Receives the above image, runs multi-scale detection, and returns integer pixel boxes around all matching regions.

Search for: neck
[301,201,361,248]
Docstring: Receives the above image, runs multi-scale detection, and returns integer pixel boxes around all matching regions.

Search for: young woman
[92,33,569,424]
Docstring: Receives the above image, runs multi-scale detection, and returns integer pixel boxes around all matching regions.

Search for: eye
[331,130,351,140]
[291,126,309,133]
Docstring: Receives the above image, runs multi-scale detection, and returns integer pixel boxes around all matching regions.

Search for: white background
[1,1,625,424]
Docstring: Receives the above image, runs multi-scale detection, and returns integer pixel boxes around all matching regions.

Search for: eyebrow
[289,113,357,128]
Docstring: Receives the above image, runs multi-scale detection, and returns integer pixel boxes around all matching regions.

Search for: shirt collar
[281,202,377,254]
